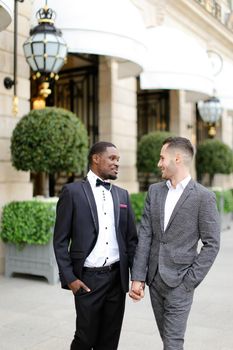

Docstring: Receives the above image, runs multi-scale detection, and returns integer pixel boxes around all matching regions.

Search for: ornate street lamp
[197,51,224,138]
[197,96,223,138]
[23,0,68,101]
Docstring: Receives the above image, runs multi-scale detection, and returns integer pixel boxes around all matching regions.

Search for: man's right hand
[68,279,91,295]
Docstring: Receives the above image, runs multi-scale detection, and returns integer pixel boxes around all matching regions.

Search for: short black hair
[163,136,194,159]
[88,141,116,166]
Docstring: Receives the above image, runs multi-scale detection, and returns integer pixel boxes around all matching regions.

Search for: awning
[0,0,13,31]
[214,60,233,111]
[140,26,214,98]
[31,0,146,78]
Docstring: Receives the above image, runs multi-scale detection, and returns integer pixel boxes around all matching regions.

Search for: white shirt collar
[87,169,111,189]
[166,175,191,190]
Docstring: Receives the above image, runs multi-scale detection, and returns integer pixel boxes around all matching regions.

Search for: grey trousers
[149,272,194,350]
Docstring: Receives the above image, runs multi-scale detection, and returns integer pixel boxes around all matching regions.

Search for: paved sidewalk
[0,226,233,350]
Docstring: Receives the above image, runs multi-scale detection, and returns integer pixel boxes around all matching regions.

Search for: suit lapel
[160,183,169,234]
[82,180,99,234]
[111,185,120,230]
[165,179,194,232]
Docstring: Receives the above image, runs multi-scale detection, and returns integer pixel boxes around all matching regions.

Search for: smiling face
[157,143,177,180]
[91,146,120,180]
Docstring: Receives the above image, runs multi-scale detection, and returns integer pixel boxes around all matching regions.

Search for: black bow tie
[96,178,111,190]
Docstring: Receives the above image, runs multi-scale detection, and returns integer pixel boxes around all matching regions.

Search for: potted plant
[11,107,88,196]
[0,199,58,284]
[1,107,88,282]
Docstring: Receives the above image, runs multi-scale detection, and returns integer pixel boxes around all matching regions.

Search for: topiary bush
[0,200,56,248]
[137,131,173,176]
[11,107,88,174]
[196,139,233,186]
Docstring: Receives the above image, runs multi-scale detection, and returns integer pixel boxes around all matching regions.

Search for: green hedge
[130,192,147,223]
[213,189,233,213]
[0,200,56,248]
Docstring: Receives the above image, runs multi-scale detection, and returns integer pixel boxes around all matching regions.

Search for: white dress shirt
[164,175,191,231]
[84,170,119,267]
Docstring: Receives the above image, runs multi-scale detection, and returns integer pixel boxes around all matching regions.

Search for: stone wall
[0,1,33,273]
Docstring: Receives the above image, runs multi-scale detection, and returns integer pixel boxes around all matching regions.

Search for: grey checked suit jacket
[131,179,220,291]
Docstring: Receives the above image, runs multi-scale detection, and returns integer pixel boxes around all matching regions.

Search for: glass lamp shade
[197,96,223,124]
[23,12,68,77]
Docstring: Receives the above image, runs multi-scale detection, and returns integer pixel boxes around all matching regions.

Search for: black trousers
[70,265,126,350]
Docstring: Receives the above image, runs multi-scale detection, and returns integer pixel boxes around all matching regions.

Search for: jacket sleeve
[131,186,153,282]
[53,185,77,289]
[183,190,220,290]
[126,191,138,269]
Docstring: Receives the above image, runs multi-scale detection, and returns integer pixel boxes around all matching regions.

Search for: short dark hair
[163,136,194,159]
[88,141,116,165]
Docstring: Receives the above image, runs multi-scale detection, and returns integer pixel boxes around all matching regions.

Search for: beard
[107,174,117,180]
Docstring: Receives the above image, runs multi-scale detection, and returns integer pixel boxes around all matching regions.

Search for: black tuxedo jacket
[53,179,138,293]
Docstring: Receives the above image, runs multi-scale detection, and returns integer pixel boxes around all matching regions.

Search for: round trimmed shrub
[11,107,88,173]
[196,139,233,186]
[137,131,173,176]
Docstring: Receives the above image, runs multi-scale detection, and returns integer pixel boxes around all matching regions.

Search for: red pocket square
[120,204,127,208]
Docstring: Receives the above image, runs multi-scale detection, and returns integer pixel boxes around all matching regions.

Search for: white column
[99,57,139,193]
[169,90,197,178]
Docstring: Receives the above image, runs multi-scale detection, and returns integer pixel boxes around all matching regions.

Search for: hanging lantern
[23,2,68,81]
[197,96,223,137]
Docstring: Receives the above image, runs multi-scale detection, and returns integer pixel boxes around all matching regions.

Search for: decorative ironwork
[52,65,99,145]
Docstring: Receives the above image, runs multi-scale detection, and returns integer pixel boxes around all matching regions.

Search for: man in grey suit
[130,136,220,350]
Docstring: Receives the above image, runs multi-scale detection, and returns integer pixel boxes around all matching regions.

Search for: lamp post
[3,0,24,115]
[197,96,223,137]
[23,0,68,104]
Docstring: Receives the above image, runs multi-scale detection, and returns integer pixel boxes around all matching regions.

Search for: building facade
[0,0,233,273]
[0,0,33,272]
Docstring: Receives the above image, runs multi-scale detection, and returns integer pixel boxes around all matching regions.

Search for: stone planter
[5,238,59,284]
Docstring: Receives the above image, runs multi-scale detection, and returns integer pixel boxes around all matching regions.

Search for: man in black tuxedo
[53,141,137,350]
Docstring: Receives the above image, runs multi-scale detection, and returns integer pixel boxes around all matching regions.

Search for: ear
[175,152,182,164]
[92,154,100,165]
